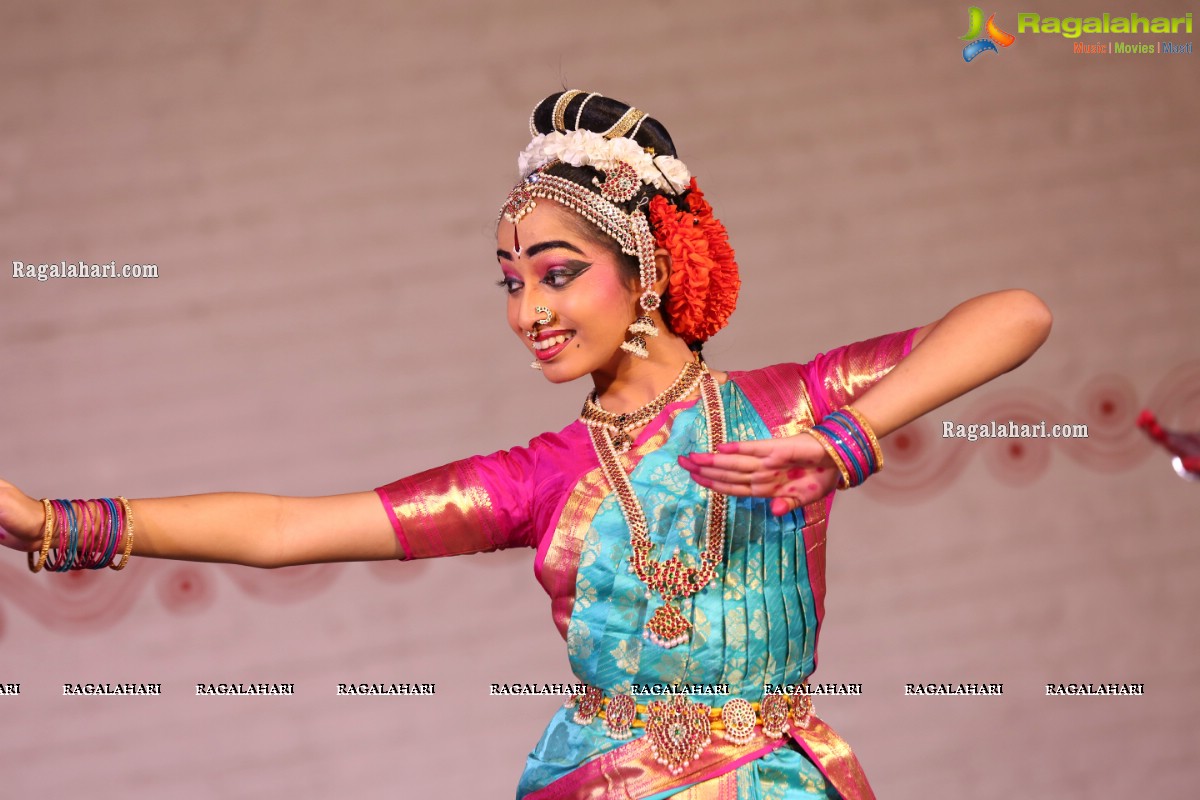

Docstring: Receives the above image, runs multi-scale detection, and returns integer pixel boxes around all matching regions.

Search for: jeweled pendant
[645,695,712,775]
[604,693,637,740]
[760,693,790,739]
[720,697,757,745]
[644,603,691,648]
[502,184,536,223]
[790,688,814,729]
[572,685,603,725]
[594,162,640,203]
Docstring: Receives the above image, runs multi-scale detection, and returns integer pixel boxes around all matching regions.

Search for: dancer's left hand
[678,433,839,516]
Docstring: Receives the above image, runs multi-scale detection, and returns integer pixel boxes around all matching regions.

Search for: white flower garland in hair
[517,131,691,195]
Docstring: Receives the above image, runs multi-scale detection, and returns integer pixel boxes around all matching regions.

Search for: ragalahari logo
[961,7,1016,61]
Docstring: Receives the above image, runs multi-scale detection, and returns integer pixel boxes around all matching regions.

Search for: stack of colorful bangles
[28,497,135,573]
[806,407,884,489]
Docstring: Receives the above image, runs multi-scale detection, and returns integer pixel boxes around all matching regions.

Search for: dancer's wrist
[805,406,884,490]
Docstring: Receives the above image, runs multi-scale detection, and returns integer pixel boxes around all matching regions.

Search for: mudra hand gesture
[679,432,841,517]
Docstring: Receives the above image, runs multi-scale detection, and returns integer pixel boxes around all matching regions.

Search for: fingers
[687,471,773,497]
[687,468,827,502]
[682,451,766,472]
[678,455,781,488]
[680,432,839,508]
[714,437,829,467]
[680,451,822,476]
[771,497,803,517]
[715,440,777,457]
[679,455,830,489]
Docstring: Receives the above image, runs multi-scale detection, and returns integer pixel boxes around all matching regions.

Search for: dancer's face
[496,200,640,384]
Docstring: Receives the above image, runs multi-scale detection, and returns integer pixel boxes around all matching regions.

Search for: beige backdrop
[2,1,1198,798]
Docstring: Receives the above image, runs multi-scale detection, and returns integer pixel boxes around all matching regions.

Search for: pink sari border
[534,481,575,583]
[685,737,788,786]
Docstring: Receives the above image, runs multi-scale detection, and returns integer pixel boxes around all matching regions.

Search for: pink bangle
[78,500,98,568]
[86,499,110,568]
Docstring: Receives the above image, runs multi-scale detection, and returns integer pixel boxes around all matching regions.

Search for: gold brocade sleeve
[374,448,538,560]
[804,328,918,417]
[728,328,918,439]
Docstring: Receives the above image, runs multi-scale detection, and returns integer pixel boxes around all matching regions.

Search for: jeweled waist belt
[565,685,815,775]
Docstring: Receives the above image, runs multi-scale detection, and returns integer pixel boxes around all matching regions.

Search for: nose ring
[526,306,556,342]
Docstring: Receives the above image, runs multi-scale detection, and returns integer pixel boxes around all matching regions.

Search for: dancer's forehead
[495,200,616,262]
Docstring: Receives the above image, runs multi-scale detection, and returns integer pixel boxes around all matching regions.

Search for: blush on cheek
[586,265,636,308]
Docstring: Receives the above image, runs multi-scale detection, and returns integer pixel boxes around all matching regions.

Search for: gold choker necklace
[584,362,728,648]
[580,360,706,454]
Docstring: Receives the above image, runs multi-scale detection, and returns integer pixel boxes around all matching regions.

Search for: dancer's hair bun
[529,91,677,159]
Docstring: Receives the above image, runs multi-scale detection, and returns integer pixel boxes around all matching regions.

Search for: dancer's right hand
[0,479,46,553]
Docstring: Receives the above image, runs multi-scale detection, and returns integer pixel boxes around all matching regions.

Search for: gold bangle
[109,496,134,570]
[841,406,884,472]
[805,429,852,490]
[27,498,54,573]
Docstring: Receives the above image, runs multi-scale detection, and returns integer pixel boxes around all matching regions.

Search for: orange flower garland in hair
[648,179,740,345]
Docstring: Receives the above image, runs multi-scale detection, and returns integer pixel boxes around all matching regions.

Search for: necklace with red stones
[584,359,728,648]
[580,360,706,454]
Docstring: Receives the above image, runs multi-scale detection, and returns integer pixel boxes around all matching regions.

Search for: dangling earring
[620,290,661,360]
[621,209,661,360]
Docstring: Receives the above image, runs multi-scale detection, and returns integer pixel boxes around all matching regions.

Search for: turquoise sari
[518,380,838,799]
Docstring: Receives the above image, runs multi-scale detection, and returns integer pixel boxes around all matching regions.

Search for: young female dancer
[0,90,1051,799]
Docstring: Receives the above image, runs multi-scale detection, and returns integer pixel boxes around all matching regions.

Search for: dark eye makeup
[495,260,592,294]
[542,260,592,288]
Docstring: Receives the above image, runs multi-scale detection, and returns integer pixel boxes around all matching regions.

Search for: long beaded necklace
[582,360,728,648]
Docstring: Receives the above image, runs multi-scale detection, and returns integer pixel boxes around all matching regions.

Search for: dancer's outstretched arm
[680,289,1053,514]
[0,483,399,567]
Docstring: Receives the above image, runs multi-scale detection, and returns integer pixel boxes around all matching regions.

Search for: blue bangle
[98,497,121,568]
[53,499,79,572]
[824,413,878,474]
[812,421,866,486]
